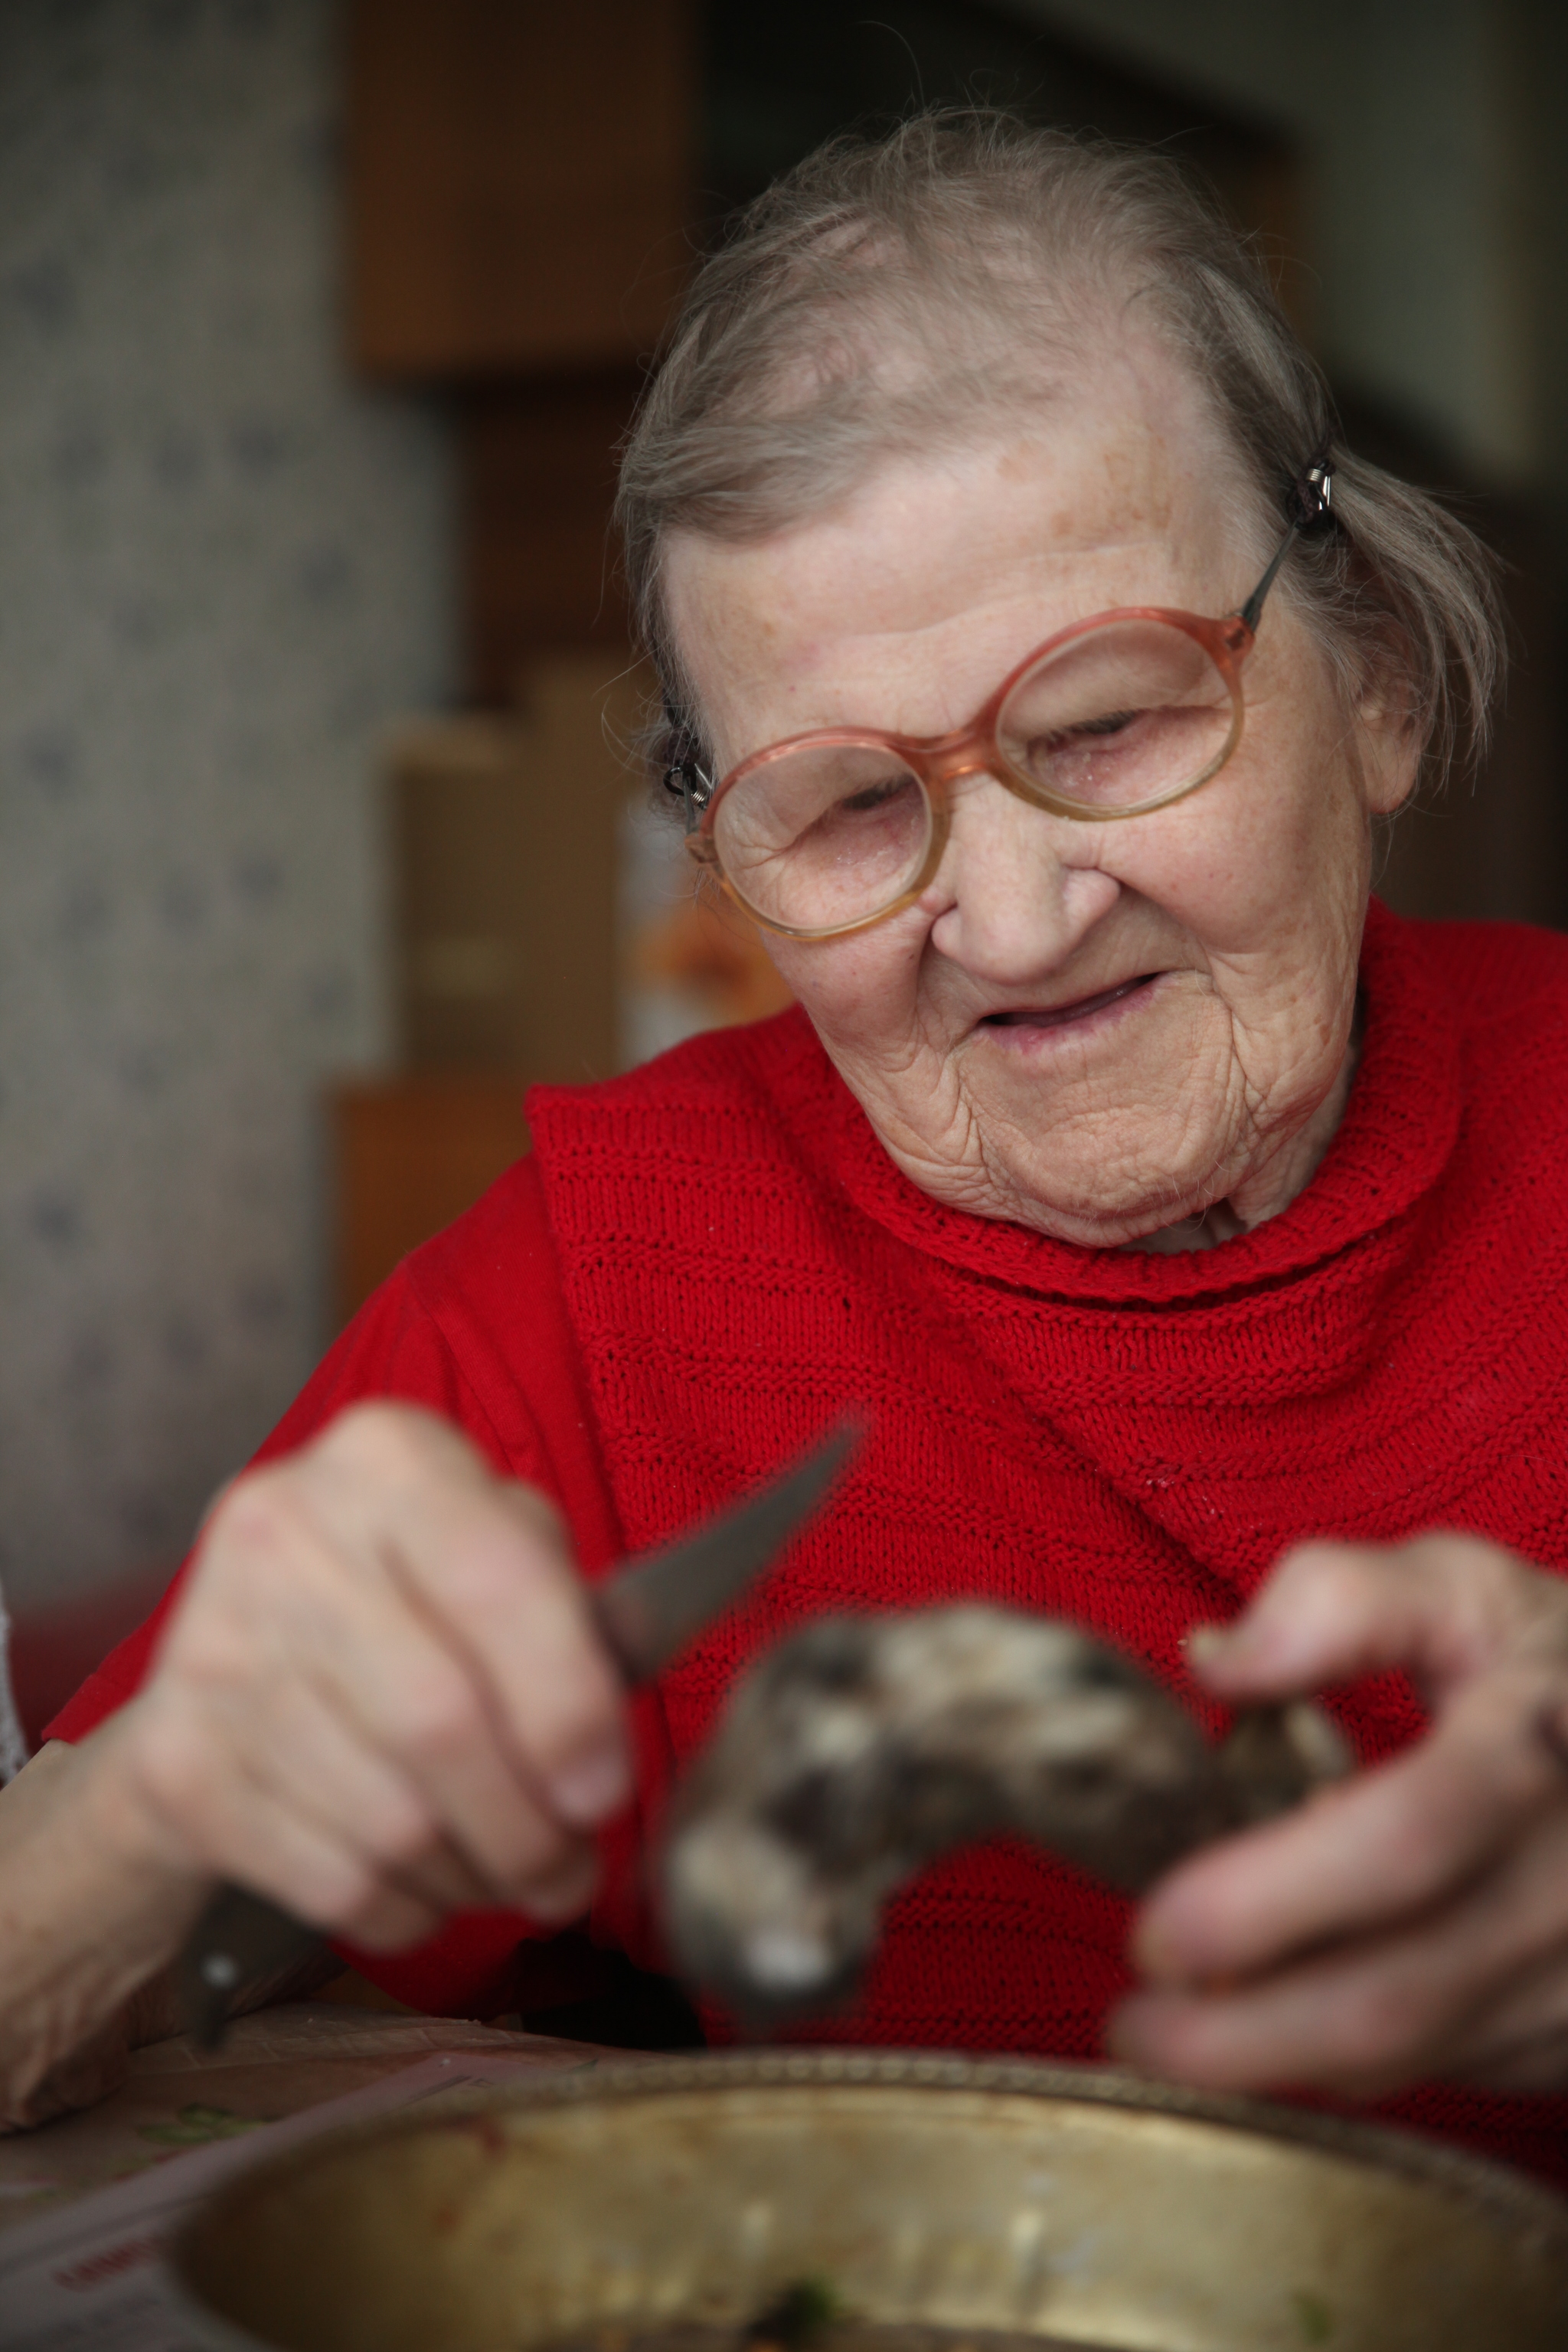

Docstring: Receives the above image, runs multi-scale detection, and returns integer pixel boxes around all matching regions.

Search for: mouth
[978,972,1163,1035]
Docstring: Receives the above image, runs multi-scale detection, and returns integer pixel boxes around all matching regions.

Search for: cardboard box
[390,653,646,1080]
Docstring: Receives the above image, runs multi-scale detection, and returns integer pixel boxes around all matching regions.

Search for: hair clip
[661,739,711,801]
[1289,450,1336,532]
[661,747,714,832]
[659,695,714,828]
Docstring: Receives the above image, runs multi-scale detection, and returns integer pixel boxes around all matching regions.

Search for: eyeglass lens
[713,616,1237,933]
[714,740,934,933]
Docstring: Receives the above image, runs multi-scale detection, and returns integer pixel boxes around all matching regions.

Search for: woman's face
[664,340,1416,1249]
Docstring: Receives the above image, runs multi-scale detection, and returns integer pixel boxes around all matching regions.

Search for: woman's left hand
[1110,1532,1568,2098]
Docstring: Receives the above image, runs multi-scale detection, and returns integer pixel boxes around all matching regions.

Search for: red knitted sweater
[49,902,1568,2183]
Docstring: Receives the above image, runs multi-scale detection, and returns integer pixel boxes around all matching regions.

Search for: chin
[1000,1138,1233,1249]
[968,1024,1241,1240]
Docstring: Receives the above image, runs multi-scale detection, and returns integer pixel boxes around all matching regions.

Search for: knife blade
[590,1417,859,1682]
[178,1416,861,2047]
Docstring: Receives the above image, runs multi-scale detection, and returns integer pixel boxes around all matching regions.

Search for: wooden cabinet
[346,0,695,378]
[331,1076,532,1325]
[460,374,642,694]
[388,654,643,1083]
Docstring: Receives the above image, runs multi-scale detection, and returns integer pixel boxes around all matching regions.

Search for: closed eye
[840,774,918,813]
[1047,707,1142,746]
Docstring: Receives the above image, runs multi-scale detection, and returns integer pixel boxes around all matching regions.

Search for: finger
[1115,1798,1568,2098]
[390,1479,630,1826]
[1441,1945,1568,2092]
[136,1681,595,1951]
[1115,1906,1488,2098]
[1190,1533,1562,1707]
[309,1407,631,1827]
[328,1837,593,1950]
[124,1693,440,1951]
[267,1511,602,1907]
[1135,1661,1568,1986]
[175,1463,603,1913]
[234,1672,499,1919]
[1400,1802,1568,2092]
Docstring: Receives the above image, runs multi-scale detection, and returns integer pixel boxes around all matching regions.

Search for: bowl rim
[166,2049,1568,2351]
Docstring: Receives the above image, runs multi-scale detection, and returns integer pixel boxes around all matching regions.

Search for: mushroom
[660,1609,1350,2026]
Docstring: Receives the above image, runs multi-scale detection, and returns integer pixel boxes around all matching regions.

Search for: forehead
[664,335,1240,754]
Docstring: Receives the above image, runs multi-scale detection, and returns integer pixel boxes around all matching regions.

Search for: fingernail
[1134,1922,1180,1981]
[549,1747,632,1827]
[1184,1622,1233,1667]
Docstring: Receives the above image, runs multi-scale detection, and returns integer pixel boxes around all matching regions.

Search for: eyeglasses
[674,458,1334,940]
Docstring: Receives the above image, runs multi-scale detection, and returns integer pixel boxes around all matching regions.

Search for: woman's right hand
[112,1402,632,1950]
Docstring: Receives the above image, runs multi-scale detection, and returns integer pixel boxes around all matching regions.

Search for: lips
[979,973,1160,1033]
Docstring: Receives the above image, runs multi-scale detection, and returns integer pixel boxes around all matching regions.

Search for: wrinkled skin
[664,336,1413,1249]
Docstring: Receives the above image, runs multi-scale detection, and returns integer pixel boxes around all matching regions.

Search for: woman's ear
[1354,640,1422,818]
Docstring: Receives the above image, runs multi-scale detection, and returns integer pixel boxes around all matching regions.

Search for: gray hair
[616,110,1505,801]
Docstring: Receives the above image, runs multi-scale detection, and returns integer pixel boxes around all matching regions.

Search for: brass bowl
[169,2050,1568,2351]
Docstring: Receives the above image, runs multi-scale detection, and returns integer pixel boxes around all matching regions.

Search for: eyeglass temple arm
[1236,527,1298,638]
[1235,456,1335,638]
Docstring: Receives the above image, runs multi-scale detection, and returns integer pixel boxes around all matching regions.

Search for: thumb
[1188,1536,1504,1706]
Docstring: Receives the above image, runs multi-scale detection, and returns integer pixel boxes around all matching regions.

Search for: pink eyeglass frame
[678,457,1333,942]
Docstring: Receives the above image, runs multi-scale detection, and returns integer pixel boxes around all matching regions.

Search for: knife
[177,1417,861,2047]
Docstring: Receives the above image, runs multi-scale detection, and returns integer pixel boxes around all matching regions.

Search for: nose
[924,769,1119,982]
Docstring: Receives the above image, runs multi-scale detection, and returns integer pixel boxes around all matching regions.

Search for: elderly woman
[7,116,1568,2182]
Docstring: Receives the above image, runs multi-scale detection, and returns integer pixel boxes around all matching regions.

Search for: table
[0,2002,600,2232]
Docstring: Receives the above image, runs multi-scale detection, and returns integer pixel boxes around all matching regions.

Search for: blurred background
[2,0,1565,1741]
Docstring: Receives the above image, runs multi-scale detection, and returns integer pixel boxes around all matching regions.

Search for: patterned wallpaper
[0,0,455,1610]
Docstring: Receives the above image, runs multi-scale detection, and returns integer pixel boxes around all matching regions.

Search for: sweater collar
[771,898,1462,1304]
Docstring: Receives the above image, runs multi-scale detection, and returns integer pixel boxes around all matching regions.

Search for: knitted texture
[523,897,1568,2180]
[46,902,1568,2182]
